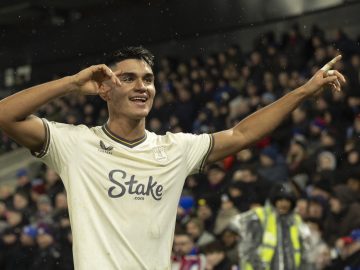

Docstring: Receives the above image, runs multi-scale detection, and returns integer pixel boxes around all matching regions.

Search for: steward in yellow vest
[229,183,314,270]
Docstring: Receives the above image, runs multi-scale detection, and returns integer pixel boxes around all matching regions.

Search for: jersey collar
[102,124,147,148]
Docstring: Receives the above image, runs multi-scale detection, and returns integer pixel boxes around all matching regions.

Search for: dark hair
[201,241,225,254]
[112,46,154,67]
[269,183,297,210]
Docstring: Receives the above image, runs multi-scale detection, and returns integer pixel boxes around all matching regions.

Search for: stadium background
[1,0,360,269]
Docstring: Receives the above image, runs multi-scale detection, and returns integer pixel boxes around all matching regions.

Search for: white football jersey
[35,119,213,270]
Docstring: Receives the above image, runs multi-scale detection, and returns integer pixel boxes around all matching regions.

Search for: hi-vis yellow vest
[244,206,302,270]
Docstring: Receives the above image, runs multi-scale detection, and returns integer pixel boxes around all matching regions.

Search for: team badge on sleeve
[152,146,168,162]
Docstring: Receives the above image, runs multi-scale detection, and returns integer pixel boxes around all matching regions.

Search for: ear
[99,84,111,101]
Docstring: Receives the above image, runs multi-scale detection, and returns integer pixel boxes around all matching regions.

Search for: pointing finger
[320,55,342,71]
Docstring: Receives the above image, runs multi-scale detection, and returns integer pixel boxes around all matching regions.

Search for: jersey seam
[199,134,214,173]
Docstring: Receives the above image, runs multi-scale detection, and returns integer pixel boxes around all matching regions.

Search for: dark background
[1,0,360,92]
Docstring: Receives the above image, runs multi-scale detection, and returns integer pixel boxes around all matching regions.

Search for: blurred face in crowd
[2,233,16,245]
[173,234,194,256]
[208,168,225,186]
[221,229,238,248]
[55,192,68,209]
[318,153,336,171]
[13,193,29,209]
[308,201,324,219]
[6,211,22,226]
[275,198,292,215]
[45,168,60,185]
[197,205,213,221]
[260,154,274,167]
[236,149,253,162]
[186,221,202,239]
[347,150,359,165]
[295,198,308,219]
[241,169,257,183]
[37,201,52,213]
[105,59,155,121]
[17,175,29,186]
[347,177,360,192]
[20,233,35,246]
[0,185,13,200]
[329,197,342,214]
[37,233,54,249]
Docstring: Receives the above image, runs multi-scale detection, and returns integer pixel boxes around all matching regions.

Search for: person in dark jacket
[323,185,360,246]
[202,241,236,270]
[30,224,61,270]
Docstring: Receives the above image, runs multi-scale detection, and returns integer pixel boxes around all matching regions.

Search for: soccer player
[0,47,345,269]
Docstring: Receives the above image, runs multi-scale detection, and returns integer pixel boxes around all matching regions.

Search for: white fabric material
[38,120,212,270]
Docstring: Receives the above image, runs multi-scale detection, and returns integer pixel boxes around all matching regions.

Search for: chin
[132,111,150,120]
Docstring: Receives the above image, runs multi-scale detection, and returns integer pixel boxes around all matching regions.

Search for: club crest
[153,146,168,162]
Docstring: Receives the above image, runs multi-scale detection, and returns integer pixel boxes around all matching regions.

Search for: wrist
[64,75,81,94]
[295,85,311,100]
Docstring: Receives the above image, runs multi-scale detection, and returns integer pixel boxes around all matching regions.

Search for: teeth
[130,97,147,102]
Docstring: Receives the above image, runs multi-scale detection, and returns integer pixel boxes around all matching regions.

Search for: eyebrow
[118,72,154,78]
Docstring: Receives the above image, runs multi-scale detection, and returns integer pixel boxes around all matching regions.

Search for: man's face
[173,235,194,256]
[186,222,201,239]
[107,59,155,120]
[329,197,342,214]
[275,198,292,215]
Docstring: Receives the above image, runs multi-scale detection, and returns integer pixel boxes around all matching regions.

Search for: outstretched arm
[0,65,120,153]
[207,55,346,163]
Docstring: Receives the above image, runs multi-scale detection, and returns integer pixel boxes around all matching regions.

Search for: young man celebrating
[0,47,345,269]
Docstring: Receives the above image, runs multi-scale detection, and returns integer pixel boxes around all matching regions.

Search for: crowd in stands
[1,23,360,269]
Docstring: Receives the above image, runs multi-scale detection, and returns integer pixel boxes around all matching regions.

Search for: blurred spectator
[34,195,53,225]
[186,217,215,248]
[196,198,217,233]
[172,228,206,270]
[15,225,38,270]
[325,228,360,270]
[323,185,360,246]
[201,241,236,270]
[44,168,65,206]
[30,223,61,270]
[307,196,328,220]
[257,146,288,183]
[12,191,34,221]
[286,135,309,177]
[219,228,239,265]
[213,194,239,235]
[230,183,313,270]
[15,168,32,198]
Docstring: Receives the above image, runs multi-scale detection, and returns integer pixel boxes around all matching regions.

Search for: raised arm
[0,65,120,153]
[207,55,346,163]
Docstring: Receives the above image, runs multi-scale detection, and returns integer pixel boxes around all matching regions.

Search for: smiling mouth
[129,97,148,103]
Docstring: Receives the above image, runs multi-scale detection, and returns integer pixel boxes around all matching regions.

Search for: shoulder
[45,119,92,133]
[146,130,209,143]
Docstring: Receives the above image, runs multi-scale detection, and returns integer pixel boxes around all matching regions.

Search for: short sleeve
[32,119,80,175]
[175,133,214,175]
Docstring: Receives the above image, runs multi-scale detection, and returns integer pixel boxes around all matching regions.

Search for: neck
[107,116,146,141]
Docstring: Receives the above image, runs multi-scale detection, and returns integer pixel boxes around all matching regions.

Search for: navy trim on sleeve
[199,134,214,173]
[31,119,50,158]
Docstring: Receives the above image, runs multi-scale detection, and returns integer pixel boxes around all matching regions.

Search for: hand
[303,55,346,97]
[71,64,121,95]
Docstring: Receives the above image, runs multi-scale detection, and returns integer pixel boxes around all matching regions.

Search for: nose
[134,78,146,90]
